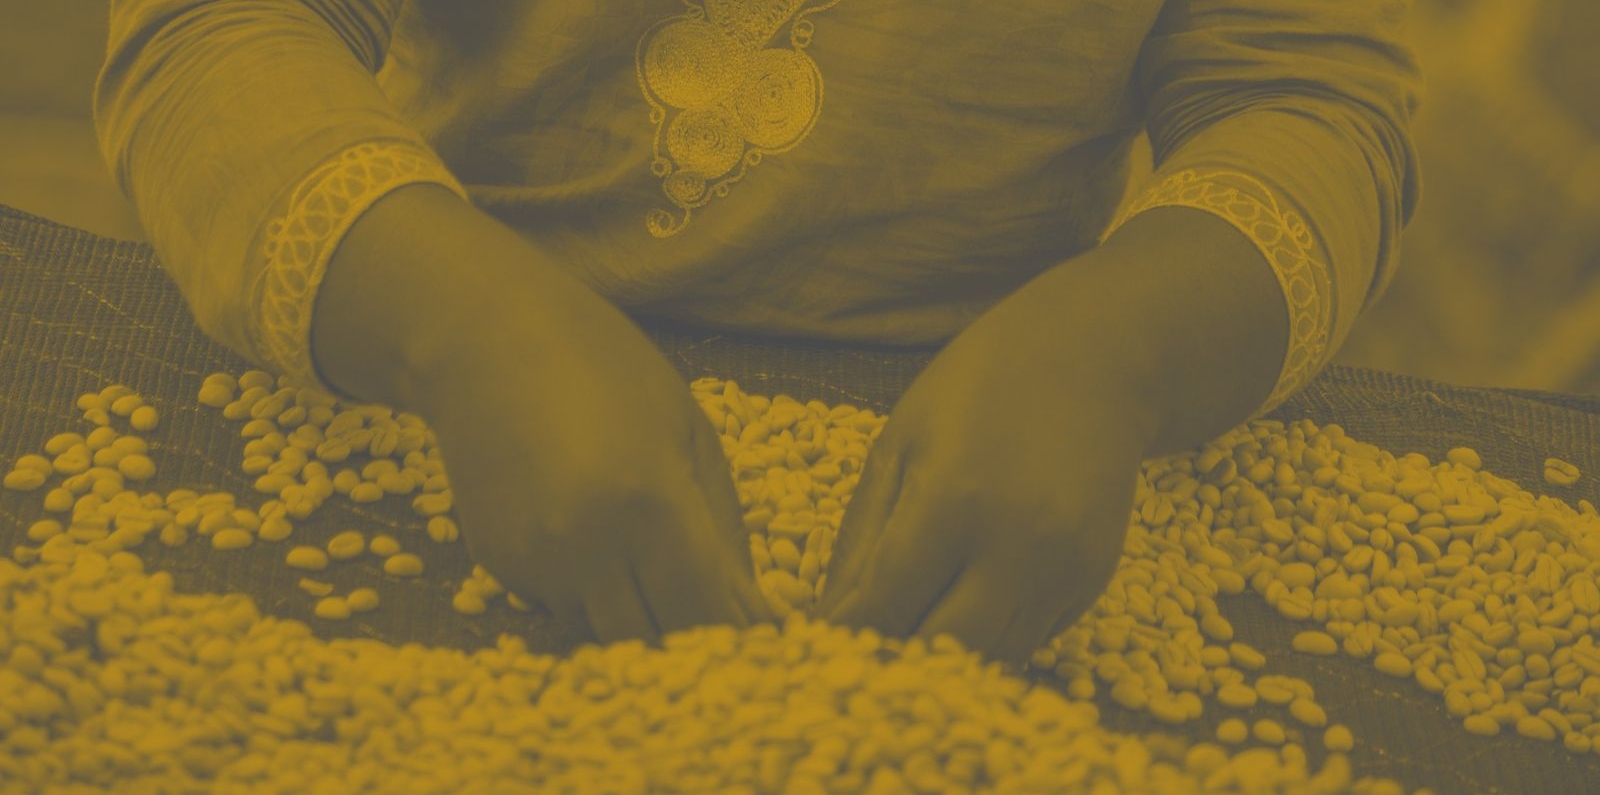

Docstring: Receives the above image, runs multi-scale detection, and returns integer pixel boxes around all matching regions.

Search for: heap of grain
[7,368,1594,792]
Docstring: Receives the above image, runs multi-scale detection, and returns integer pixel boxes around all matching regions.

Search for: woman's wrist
[1102,206,1289,455]
[309,182,575,413]
[1008,205,1289,458]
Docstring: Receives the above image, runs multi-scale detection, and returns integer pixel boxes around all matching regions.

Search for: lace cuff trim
[251,139,467,394]
[1103,169,1334,417]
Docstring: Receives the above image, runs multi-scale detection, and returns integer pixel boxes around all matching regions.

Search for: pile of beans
[1031,416,1600,756]
[689,377,876,621]
[4,368,1593,793]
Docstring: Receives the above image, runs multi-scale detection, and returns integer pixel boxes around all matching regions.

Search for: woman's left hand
[815,282,1158,668]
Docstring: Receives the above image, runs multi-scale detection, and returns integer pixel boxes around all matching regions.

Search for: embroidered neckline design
[252,139,467,394]
[1104,170,1334,417]
[635,0,844,238]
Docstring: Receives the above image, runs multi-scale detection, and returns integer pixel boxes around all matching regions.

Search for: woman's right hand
[313,184,773,646]
[416,299,776,646]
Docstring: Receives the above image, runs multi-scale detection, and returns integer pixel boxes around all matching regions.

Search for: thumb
[817,444,905,617]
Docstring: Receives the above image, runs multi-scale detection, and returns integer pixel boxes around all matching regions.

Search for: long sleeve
[94,0,465,391]
[1103,0,1423,417]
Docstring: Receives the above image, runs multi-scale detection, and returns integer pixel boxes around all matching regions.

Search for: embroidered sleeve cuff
[247,138,467,398]
[1100,169,1334,418]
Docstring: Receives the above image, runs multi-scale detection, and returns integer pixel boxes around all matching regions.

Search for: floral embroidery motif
[1103,170,1334,417]
[636,0,844,237]
[252,139,466,391]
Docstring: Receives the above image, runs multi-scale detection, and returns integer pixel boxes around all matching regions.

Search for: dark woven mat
[3,202,1597,794]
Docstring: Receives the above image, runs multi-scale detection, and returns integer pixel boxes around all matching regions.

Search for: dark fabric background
[4,203,1597,794]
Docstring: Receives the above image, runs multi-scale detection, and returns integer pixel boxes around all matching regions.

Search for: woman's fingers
[828,489,968,640]
[917,532,1100,667]
[816,441,906,616]
[924,579,1063,668]
[991,596,1082,669]
[536,590,598,647]
[551,492,669,645]
[582,560,662,646]
[471,520,601,645]
[631,498,754,635]
[911,570,1020,662]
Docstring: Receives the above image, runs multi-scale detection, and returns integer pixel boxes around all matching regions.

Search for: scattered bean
[298,577,335,596]
[285,546,329,572]
[383,553,424,577]
[129,405,160,432]
[210,529,254,551]
[346,588,380,613]
[314,596,351,621]
[452,589,487,616]
[1217,718,1250,745]
[1292,631,1339,657]
[1463,715,1500,737]
[426,516,459,544]
[326,530,365,561]
[1543,458,1581,487]
[1253,719,1287,746]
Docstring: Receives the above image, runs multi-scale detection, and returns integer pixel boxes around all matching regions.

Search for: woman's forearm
[1019,205,1289,458]
[310,182,602,413]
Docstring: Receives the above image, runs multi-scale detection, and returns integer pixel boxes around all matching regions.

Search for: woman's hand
[416,296,777,647]
[817,205,1293,668]
[815,274,1159,668]
[314,184,773,647]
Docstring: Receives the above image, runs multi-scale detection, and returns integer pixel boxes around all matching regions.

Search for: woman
[95,0,1421,666]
